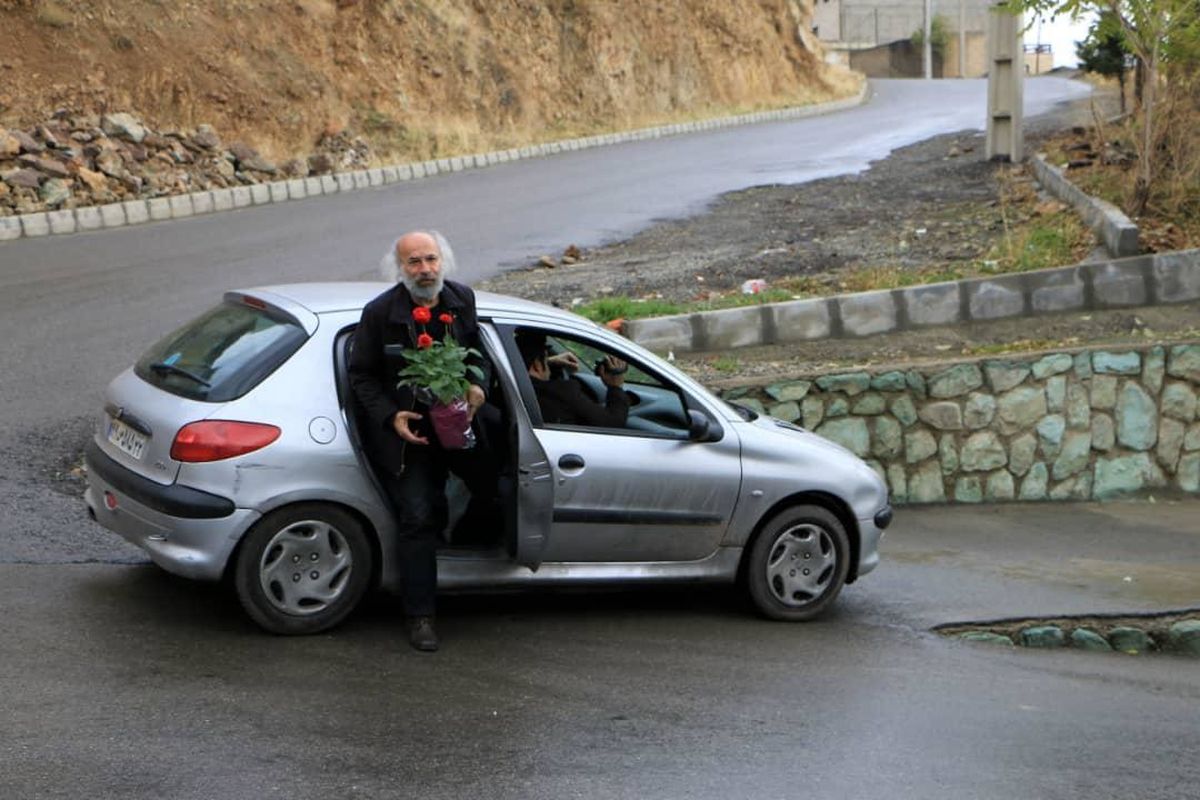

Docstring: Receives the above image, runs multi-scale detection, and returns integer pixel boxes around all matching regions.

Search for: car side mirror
[687,409,713,442]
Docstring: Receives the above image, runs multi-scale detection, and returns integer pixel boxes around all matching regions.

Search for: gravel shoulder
[478,87,1200,385]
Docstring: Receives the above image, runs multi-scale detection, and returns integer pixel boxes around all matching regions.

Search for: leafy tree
[912,14,952,59]
[1007,0,1200,213]
[1075,12,1130,112]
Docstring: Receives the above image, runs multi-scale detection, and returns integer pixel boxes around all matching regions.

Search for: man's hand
[466,384,486,420]
[547,351,581,373]
[392,410,428,445]
[598,355,627,388]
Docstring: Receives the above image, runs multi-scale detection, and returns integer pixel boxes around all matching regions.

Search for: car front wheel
[746,504,850,621]
[234,503,373,635]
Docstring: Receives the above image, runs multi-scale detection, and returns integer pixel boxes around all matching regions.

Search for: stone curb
[0,83,869,244]
[1030,153,1140,258]
[624,248,1200,354]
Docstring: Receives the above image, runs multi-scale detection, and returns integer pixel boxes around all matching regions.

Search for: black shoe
[408,616,439,652]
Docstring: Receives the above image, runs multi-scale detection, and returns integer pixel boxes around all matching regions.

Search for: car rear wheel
[234,504,373,635]
[746,504,849,621]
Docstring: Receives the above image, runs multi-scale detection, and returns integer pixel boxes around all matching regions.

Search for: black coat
[348,280,491,473]
[533,377,629,428]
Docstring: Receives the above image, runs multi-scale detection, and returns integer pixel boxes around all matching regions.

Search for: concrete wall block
[381,167,399,183]
[99,203,127,227]
[352,171,371,189]
[0,216,21,240]
[47,209,76,234]
[903,282,961,327]
[474,154,488,168]
[1033,154,1140,259]
[19,213,50,237]
[211,188,234,211]
[367,168,385,186]
[75,206,103,231]
[623,316,695,354]
[190,191,214,215]
[250,184,271,204]
[231,186,253,207]
[437,158,452,172]
[304,177,324,196]
[410,162,427,179]
[701,307,767,350]
[449,157,464,172]
[1029,266,1086,313]
[1096,200,1140,257]
[168,194,195,218]
[967,275,1025,320]
[772,298,833,342]
[335,173,355,192]
[397,164,414,180]
[1090,258,1149,307]
[1153,250,1200,303]
[123,200,150,224]
[285,179,307,200]
[268,182,289,203]
[839,290,897,337]
[424,160,441,176]
[148,197,172,220]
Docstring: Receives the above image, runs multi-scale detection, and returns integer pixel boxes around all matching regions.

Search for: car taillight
[170,421,281,463]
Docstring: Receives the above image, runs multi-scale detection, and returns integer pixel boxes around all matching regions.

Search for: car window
[510,326,691,438]
[134,300,308,402]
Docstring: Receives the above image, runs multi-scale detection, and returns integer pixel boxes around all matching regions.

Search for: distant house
[812,0,1032,78]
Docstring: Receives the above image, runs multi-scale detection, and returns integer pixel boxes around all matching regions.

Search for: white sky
[1030,10,1096,67]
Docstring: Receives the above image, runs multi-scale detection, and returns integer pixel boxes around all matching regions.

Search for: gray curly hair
[379,230,457,283]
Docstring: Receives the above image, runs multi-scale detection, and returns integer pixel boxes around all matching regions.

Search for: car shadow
[77,563,866,651]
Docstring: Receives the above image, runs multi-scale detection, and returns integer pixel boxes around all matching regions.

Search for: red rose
[439,313,454,324]
[412,306,432,324]
[416,333,434,349]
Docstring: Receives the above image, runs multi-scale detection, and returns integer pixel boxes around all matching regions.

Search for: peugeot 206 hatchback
[85,283,892,634]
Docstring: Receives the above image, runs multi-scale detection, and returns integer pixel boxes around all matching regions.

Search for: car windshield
[134,300,308,402]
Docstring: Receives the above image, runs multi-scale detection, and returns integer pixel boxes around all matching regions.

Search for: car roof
[240,281,598,329]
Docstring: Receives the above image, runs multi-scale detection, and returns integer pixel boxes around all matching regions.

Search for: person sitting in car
[516,330,630,428]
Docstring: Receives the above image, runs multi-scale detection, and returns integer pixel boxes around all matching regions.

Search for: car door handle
[558,454,585,470]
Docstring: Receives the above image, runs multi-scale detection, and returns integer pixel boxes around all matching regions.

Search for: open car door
[479,324,554,570]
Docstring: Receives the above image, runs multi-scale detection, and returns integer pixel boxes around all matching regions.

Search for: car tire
[745,504,849,621]
[234,503,373,635]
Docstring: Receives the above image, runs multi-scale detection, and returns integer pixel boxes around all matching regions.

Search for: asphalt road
[2,502,1198,800]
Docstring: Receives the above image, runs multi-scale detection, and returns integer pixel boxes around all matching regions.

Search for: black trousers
[379,439,497,616]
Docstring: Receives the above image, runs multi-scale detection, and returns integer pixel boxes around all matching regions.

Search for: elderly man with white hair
[348,230,493,652]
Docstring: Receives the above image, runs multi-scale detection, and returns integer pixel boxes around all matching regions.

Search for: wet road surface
[2,502,1198,800]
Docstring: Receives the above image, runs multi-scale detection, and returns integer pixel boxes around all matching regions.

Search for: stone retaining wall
[721,343,1200,503]
[626,249,1200,354]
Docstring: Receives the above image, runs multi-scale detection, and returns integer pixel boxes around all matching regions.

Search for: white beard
[402,272,443,303]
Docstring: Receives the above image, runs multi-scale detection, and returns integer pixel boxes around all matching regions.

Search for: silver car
[85,283,892,634]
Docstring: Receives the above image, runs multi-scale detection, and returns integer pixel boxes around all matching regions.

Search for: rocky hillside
[0,1,856,216]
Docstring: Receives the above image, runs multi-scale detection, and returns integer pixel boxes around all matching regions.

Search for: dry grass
[1042,75,1200,253]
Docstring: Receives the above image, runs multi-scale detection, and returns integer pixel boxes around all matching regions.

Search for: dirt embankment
[0,0,858,164]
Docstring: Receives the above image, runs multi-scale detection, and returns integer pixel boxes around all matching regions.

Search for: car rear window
[134,300,308,402]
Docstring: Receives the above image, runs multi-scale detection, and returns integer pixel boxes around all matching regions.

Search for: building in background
[812,0,1049,78]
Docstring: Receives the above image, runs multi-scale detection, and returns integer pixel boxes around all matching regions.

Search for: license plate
[106,417,148,460]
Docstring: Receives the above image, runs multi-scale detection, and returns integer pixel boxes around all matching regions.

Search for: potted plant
[395,306,485,449]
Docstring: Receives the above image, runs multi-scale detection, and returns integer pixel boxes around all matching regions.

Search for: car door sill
[437,547,742,589]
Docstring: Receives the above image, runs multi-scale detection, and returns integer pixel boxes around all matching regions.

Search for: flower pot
[428,398,475,450]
